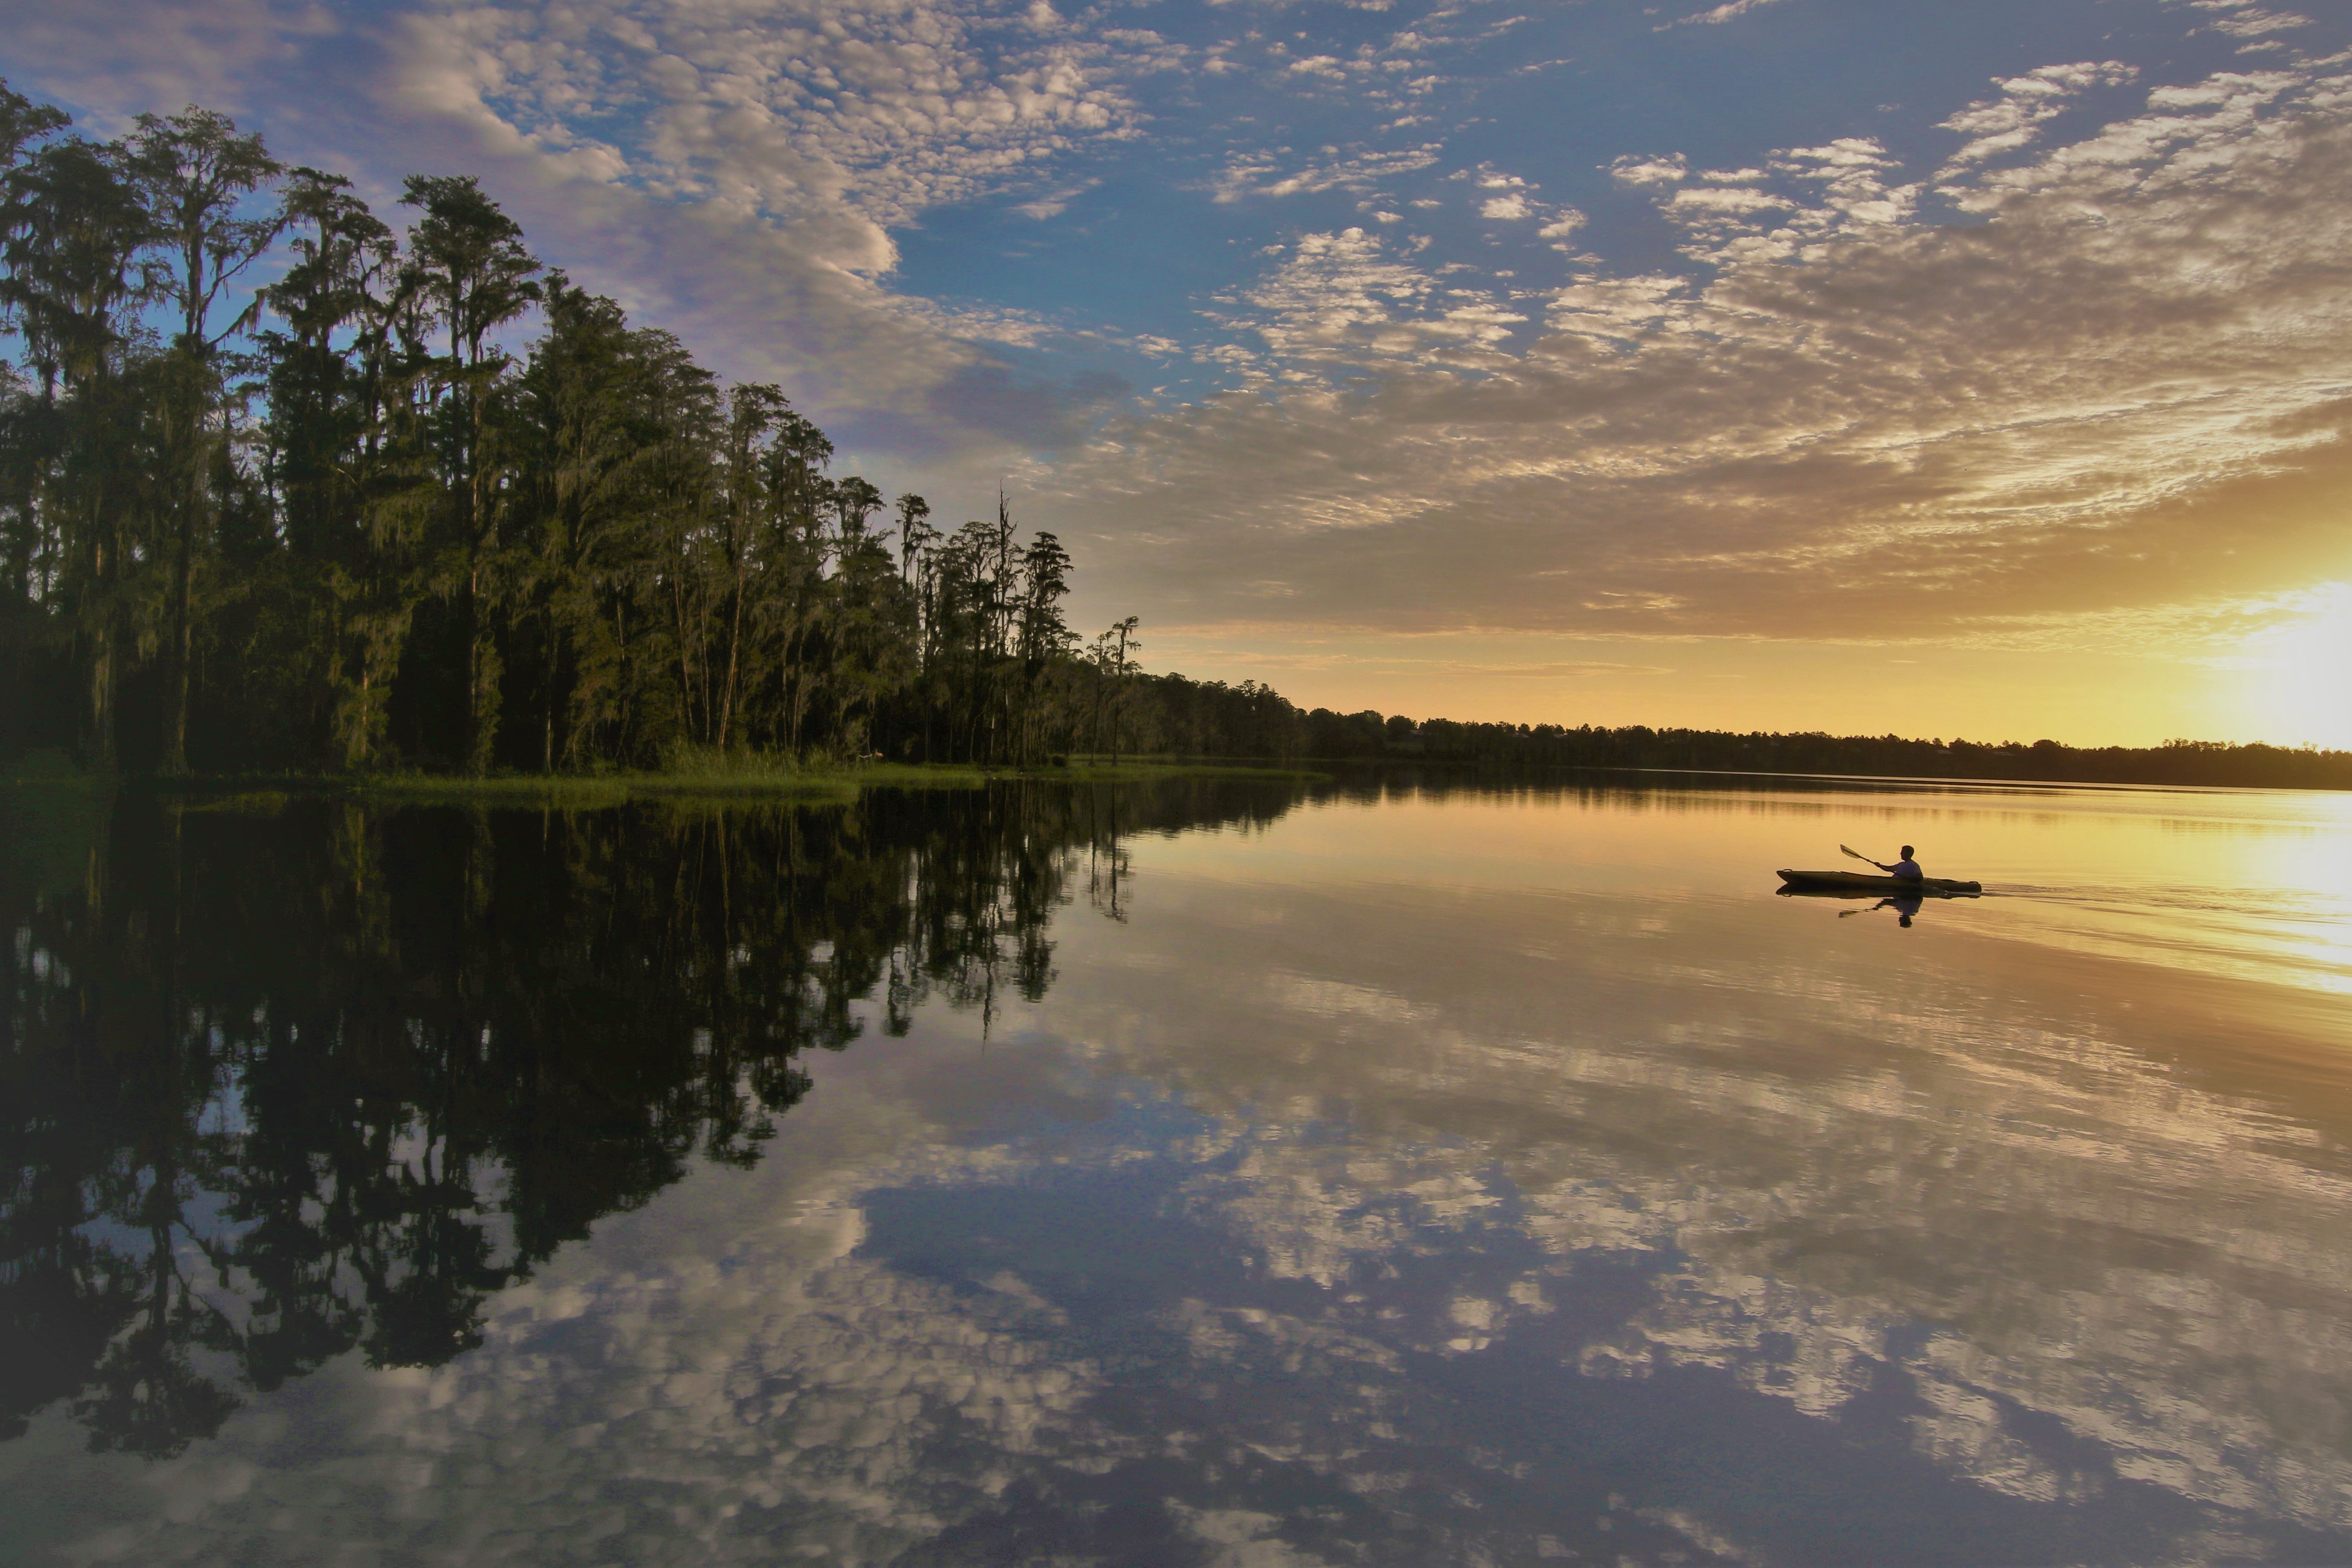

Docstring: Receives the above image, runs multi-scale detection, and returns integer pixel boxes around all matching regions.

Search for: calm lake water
[5,773,2351,1566]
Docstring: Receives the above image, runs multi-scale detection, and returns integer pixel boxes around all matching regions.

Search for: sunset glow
[4,0,2349,744]
[2231,583,2352,751]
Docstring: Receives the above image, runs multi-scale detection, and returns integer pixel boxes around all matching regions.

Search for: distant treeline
[1077,693,2352,792]
[1287,715,2352,791]
[0,83,1159,775]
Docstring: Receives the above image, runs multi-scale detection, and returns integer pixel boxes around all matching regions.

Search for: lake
[4,772,2350,1566]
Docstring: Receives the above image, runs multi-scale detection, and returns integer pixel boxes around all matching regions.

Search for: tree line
[954,686,2352,793]
[0,83,1171,776]
[1285,712,2352,791]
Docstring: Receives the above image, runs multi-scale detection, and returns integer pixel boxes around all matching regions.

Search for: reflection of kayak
[1776,869,1982,894]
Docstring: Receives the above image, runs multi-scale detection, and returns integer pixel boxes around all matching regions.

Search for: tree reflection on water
[0,779,1303,1458]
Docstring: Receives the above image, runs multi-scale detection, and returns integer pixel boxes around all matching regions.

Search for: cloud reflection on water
[8,779,2352,1565]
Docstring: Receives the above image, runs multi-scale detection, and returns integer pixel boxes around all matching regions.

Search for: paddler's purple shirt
[1889,857,1922,880]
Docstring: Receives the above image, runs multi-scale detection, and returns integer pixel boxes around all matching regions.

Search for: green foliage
[0,84,1131,779]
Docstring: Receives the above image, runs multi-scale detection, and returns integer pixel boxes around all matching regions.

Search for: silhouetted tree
[126,106,284,774]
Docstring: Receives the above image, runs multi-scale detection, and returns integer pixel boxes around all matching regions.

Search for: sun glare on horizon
[3,0,2350,768]
[2231,582,2352,751]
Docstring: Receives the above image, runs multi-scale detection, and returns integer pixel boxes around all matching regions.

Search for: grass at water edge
[3,756,1328,809]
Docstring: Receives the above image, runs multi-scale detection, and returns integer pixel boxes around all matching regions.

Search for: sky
[3,0,2349,747]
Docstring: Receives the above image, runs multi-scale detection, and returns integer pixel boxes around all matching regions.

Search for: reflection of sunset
[1167,780,2352,1001]
[13,781,2352,1564]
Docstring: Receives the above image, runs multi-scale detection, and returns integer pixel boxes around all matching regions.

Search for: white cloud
[1013,178,1099,219]
[2194,2,2314,41]
[1210,143,1444,203]
[1938,60,2139,171]
[1546,271,1690,344]
[1032,53,2352,653]
[1659,0,1789,28]
[426,0,1164,236]
[1609,151,1689,186]
[1211,227,1527,378]
[1668,185,1792,215]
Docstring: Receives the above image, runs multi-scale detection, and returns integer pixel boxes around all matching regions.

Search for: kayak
[1776,869,1982,894]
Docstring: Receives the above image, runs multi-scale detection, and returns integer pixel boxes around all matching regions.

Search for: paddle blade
[1839,844,1869,862]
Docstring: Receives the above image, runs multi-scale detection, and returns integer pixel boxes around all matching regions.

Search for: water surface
[4,774,2350,1565]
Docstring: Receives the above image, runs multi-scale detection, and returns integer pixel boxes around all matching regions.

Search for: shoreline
[7,754,2345,802]
[0,756,1331,806]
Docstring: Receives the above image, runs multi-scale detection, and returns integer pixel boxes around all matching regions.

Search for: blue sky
[5,0,2350,743]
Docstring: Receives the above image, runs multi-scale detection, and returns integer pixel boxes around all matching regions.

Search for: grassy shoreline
[2,754,1330,807]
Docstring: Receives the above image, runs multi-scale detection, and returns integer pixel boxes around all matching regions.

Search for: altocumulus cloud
[0,0,1176,433]
[3,0,2350,682]
[1045,49,2352,652]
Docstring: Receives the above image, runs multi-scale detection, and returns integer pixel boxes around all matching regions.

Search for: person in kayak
[1869,845,1924,881]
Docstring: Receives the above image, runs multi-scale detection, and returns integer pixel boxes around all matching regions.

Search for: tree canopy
[0,82,1146,776]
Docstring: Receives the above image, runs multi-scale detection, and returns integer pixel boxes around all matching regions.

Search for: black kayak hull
[1777,869,1982,894]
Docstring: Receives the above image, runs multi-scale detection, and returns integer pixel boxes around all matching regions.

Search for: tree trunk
[541,609,558,775]
[466,387,501,775]
[88,619,116,773]
[672,571,699,746]
[161,488,195,775]
[718,578,744,751]
[465,554,495,773]
[86,523,117,774]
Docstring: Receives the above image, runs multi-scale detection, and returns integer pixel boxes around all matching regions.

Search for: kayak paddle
[1839,844,1872,864]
